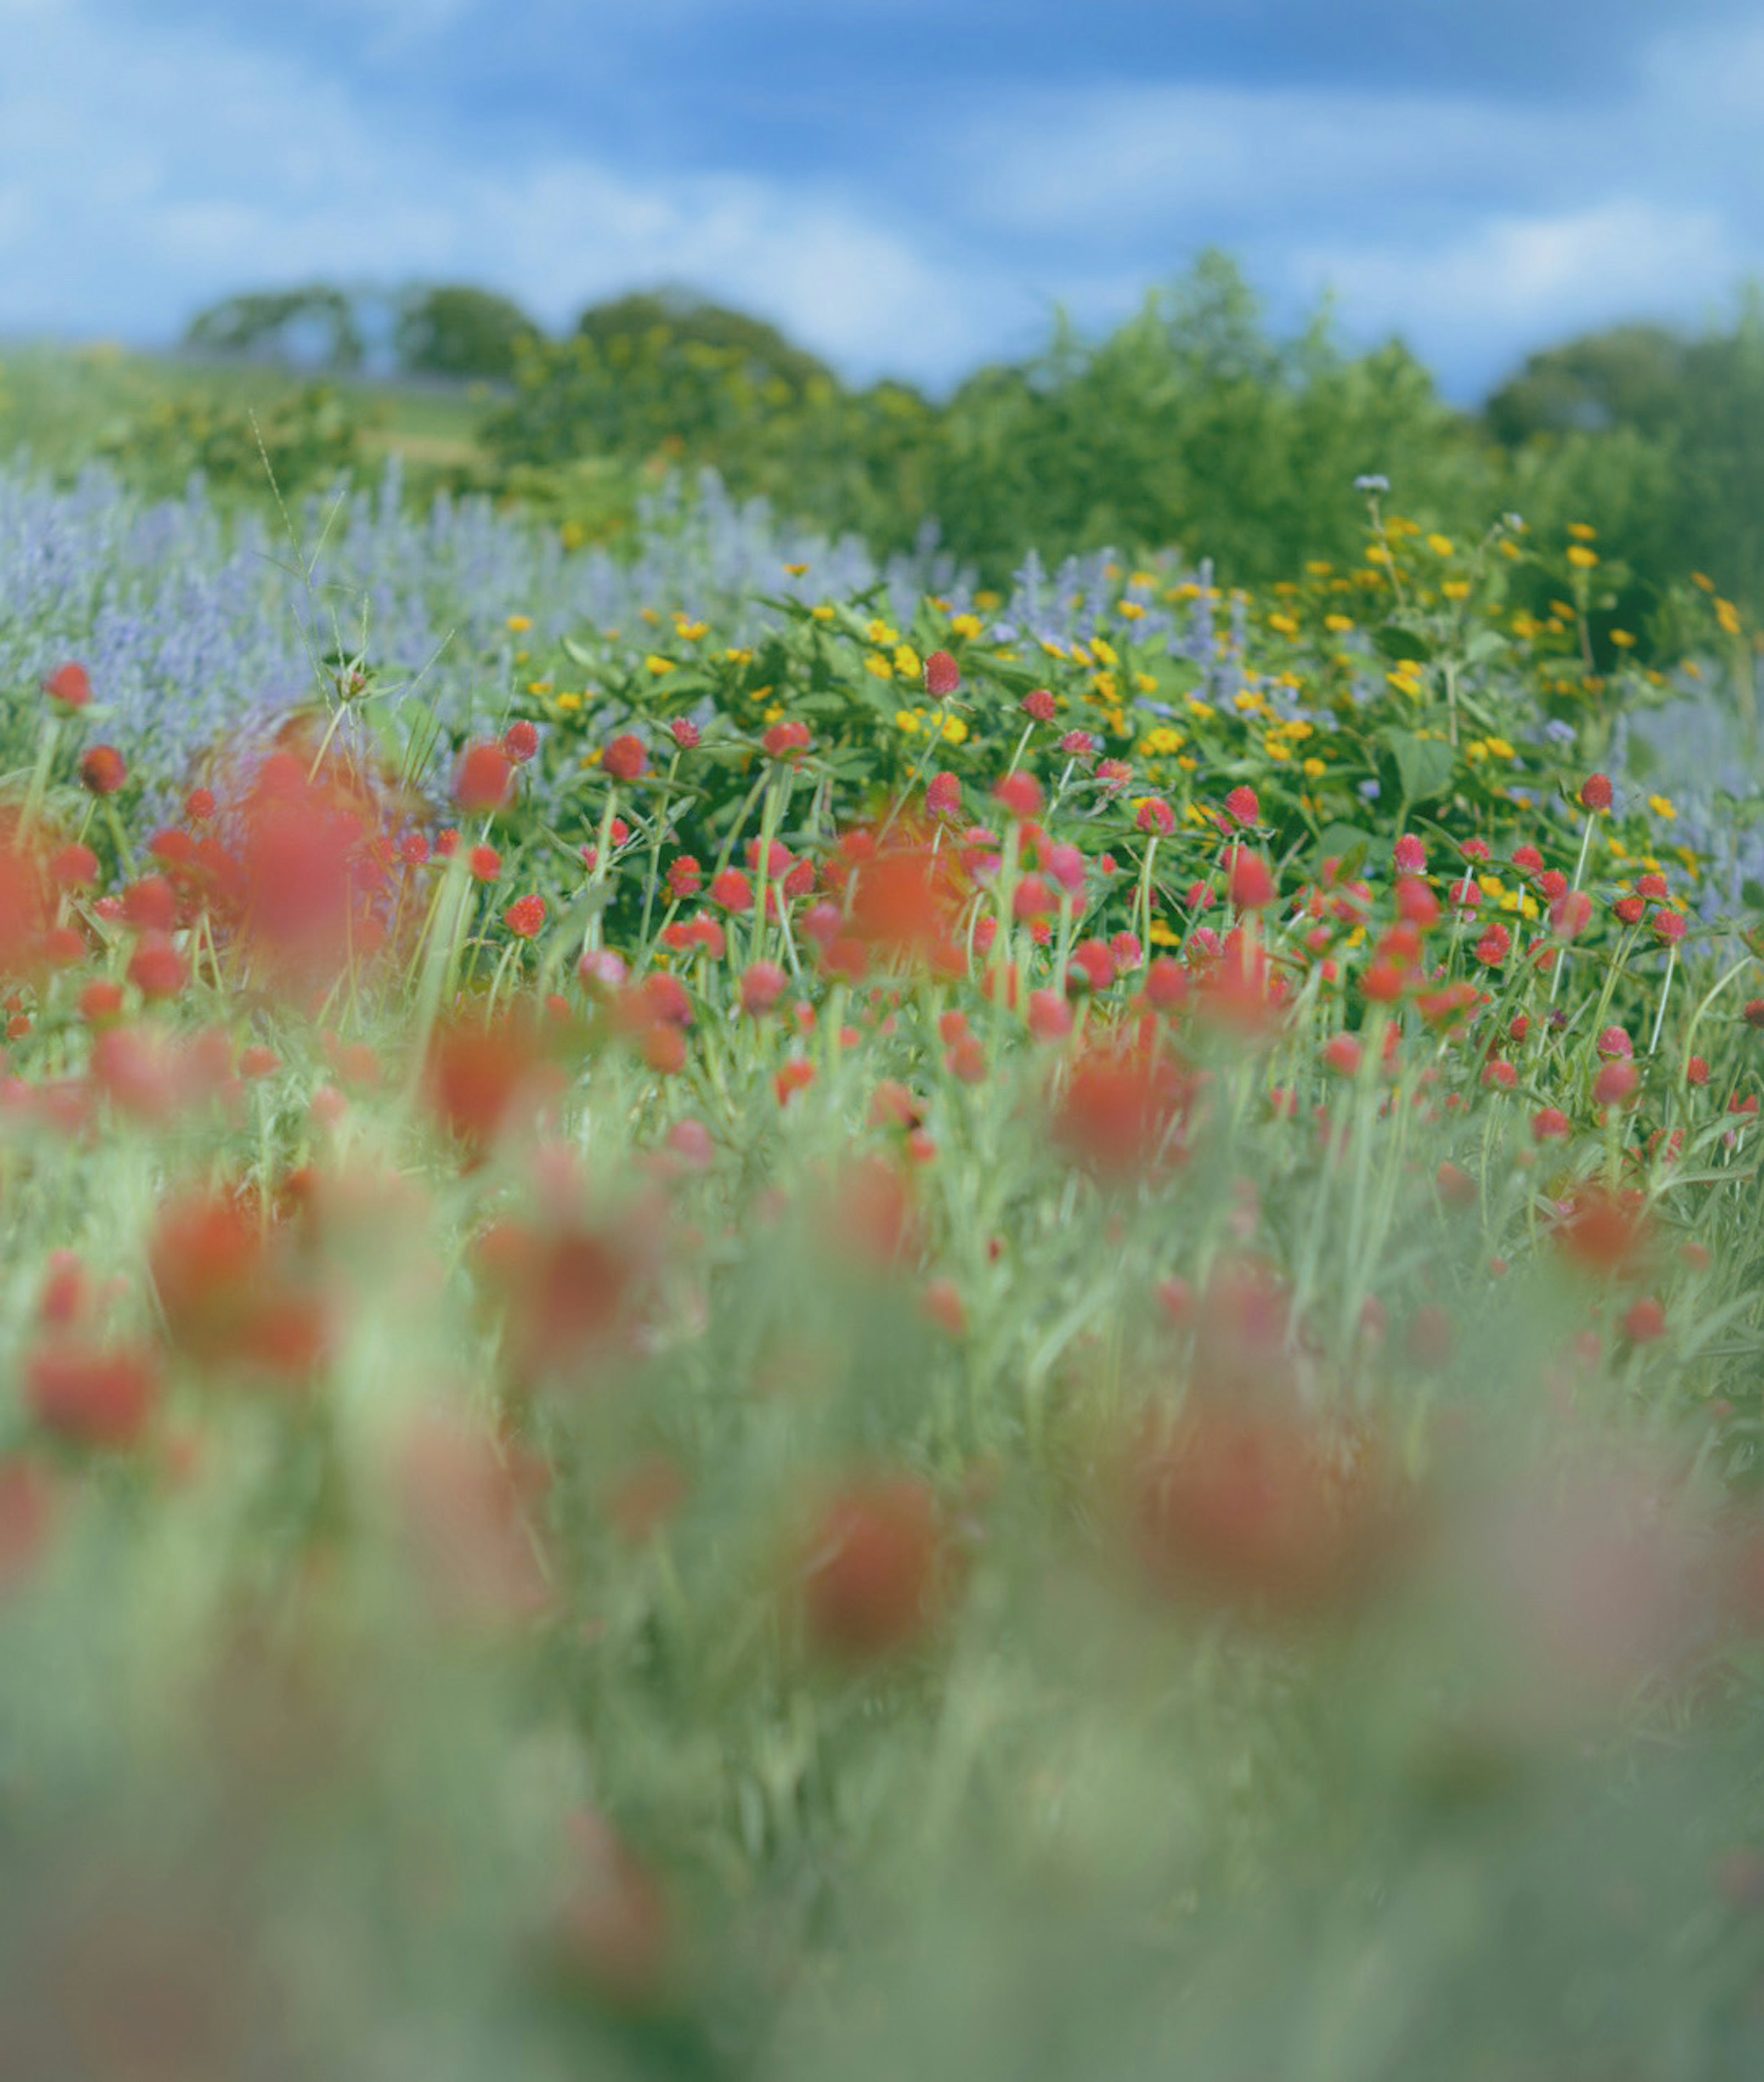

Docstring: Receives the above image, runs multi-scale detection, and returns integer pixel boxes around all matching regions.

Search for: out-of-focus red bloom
[1052,1040,1189,1178]
[0,1457,56,1594]
[79,746,126,796]
[800,1475,944,1661]
[503,719,540,765]
[926,772,961,820]
[1223,785,1260,828]
[669,717,701,751]
[762,718,811,760]
[603,734,648,784]
[993,771,1043,821]
[709,867,752,913]
[469,844,500,883]
[454,741,512,812]
[740,961,788,1016]
[1580,773,1613,812]
[1613,895,1645,926]
[1021,688,1057,723]
[1550,889,1594,938]
[553,1809,675,2012]
[475,1215,639,1388]
[1129,1404,1407,1623]
[25,1340,159,1448]
[127,932,187,1000]
[1556,1185,1652,1276]
[425,1013,559,1152]
[1225,846,1276,911]
[398,1415,553,1626]
[44,662,91,709]
[847,841,964,975]
[149,1189,328,1379]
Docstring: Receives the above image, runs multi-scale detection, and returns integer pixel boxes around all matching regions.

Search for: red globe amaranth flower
[669,717,701,750]
[994,770,1043,821]
[603,734,648,784]
[1652,909,1687,944]
[1129,1405,1407,1623]
[1027,988,1073,1042]
[1550,889,1593,938]
[739,961,788,1016]
[1596,1026,1633,1060]
[1613,896,1645,926]
[1557,1185,1651,1275]
[504,895,547,939]
[398,1416,553,1626]
[1053,1042,1188,1178]
[502,719,540,765]
[1532,1107,1572,1142]
[45,662,92,709]
[79,745,126,796]
[923,651,961,698]
[1623,1297,1667,1344]
[1021,688,1057,723]
[1226,847,1276,911]
[665,856,702,902]
[1686,1055,1710,1086]
[1136,798,1175,837]
[49,843,99,890]
[454,741,512,812]
[800,1476,944,1661]
[1474,922,1511,967]
[926,772,961,820]
[1580,773,1614,812]
[1393,833,1426,875]
[1224,785,1260,828]
[127,933,188,1000]
[709,867,753,913]
[1744,1000,1764,1030]
[762,718,811,760]
[184,786,216,822]
[1594,1060,1639,1108]
[25,1341,159,1449]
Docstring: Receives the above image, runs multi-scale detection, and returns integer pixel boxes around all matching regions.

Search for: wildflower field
[7,450,1764,2079]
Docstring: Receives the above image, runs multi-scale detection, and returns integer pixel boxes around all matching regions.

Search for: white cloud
[0,0,1003,385]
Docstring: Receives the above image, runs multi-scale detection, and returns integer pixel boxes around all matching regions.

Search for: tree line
[181,261,1764,634]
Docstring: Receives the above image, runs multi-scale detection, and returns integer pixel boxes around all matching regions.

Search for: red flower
[1613,896,1645,925]
[1226,846,1276,911]
[665,856,702,901]
[127,933,188,1000]
[184,786,216,822]
[762,718,811,760]
[26,1341,158,1448]
[1550,889,1594,938]
[1393,833,1426,875]
[79,745,126,795]
[926,773,961,820]
[603,734,648,784]
[1021,688,1057,723]
[1473,922,1511,967]
[800,1476,944,1661]
[504,894,547,939]
[1223,785,1260,828]
[454,741,512,812]
[669,717,701,750]
[502,719,540,765]
[1623,1297,1666,1344]
[44,662,92,709]
[993,771,1043,821]
[740,961,788,1016]
[469,845,501,883]
[1579,773,1614,812]
[924,651,961,698]
[1136,798,1175,837]
[709,867,753,913]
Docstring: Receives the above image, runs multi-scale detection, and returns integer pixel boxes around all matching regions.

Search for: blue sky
[3,0,1760,403]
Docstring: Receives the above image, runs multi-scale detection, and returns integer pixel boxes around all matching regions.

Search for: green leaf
[1381,728,1456,803]
[1460,628,1510,668]
[1742,879,1764,914]
[1372,624,1433,664]
[1312,822,1378,873]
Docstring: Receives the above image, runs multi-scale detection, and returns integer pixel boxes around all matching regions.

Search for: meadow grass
[1,459,1763,2077]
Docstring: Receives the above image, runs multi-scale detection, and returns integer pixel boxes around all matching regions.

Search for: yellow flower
[1091,636,1119,667]
[1141,726,1186,756]
[1484,736,1515,760]
[763,704,784,725]
[1302,756,1326,779]
[1187,698,1216,720]
[559,522,585,551]
[645,654,673,676]
[894,643,922,679]
[1282,717,1315,741]
[1069,642,1094,668]
[865,653,896,681]
[1117,600,1147,621]
[526,680,553,695]
[724,647,752,664]
[1567,522,1597,542]
[1498,539,1521,559]
[1148,920,1182,948]
[894,709,921,734]
[1566,545,1599,570]
[1610,629,1636,649]
[941,713,969,745]
[1040,639,1069,660]
[1134,671,1158,695]
[1426,534,1454,557]
[1233,688,1264,713]
[1609,836,1628,859]
[1692,571,1715,592]
[784,562,809,576]
[1324,613,1355,633]
[948,612,983,639]
[811,604,836,621]
[505,614,535,637]
[513,650,530,665]
[1129,570,1157,589]
[640,607,661,626]
[1717,598,1743,637]
[1263,736,1292,761]
[556,693,582,713]
[1442,580,1470,602]
[974,589,1002,610]
[1648,793,1678,821]
[1176,754,1198,772]
[868,618,900,645]
[1266,612,1300,637]
[674,619,707,642]
[1464,740,1489,764]
[1094,671,1119,701]
[1306,560,1334,578]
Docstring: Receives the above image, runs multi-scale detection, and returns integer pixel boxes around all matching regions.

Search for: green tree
[393,285,540,382]
[183,286,368,372]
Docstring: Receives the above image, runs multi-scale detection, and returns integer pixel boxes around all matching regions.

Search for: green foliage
[184,283,370,371]
[393,283,540,381]
[91,383,374,501]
